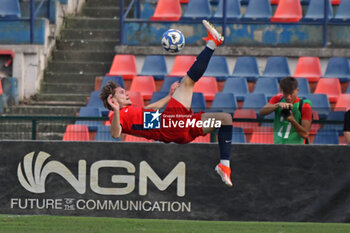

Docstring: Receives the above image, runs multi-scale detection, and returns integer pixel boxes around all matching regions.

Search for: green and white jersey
[273,96,312,144]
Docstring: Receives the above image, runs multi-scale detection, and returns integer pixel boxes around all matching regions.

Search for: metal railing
[120,0,335,47]
[0,0,51,44]
[0,115,344,143]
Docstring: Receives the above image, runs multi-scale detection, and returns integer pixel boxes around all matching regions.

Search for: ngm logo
[17,151,185,196]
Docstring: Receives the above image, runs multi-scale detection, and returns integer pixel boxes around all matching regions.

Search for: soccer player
[259,76,312,144]
[100,20,233,187]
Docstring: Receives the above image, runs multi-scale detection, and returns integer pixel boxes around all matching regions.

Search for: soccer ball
[161,29,185,53]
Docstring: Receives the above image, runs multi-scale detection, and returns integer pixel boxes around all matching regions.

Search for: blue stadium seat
[0,95,3,114]
[160,77,182,92]
[191,92,206,113]
[149,91,169,104]
[242,0,272,21]
[182,0,211,19]
[242,93,268,115]
[99,76,124,89]
[231,127,246,143]
[1,77,19,105]
[297,78,311,97]
[95,125,121,141]
[214,0,241,19]
[313,129,339,144]
[76,107,103,132]
[324,57,350,83]
[323,110,346,135]
[139,55,168,80]
[252,78,279,100]
[306,94,331,119]
[261,111,274,127]
[332,0,350,22]
[203,56,230,81]
[0,0,21,19]
[222,77,249,101]
[231,56,260,81]
[303,0,333,22]
[87,91,109,116]
[209,93,237,114]
[262,56,290,78]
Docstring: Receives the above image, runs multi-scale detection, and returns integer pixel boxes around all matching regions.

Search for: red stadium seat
[293,57,322,83]
[233,109,259,134]
[332,0,341,5]
[250,127,274,144]
[124,134,154,142]
[314,78,342,103]
[129,76,156,100]
[334,94,350,111]
[270,0,279,4]
[106,55,137,80]
[193,77,218,101]
[127,91,144,107]
[270,0,302,22]
[168,55,196,77]
[63,124,90,141]
[180,0,189,3]
[191,134,211,143]
[150,0,181,21]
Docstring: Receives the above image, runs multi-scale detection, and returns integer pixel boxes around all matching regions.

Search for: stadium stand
[0,0,21,19]
[191,92,206,113]
[87,91,108,116]
[139,55,167,80]
[75,107,103,132]
[129,76,156,100]
[193,77,218,101]
[209,93,237,114]
[231,56,260,81]
[294,56,322,83]
[233,109,259,135]
[190,134,211,143]
[95,125,121,141]
[222,77,249,102]
[332,0,350,22]
[124,134,154,142]
[182,0,211,19]
[307,94,331,119]
[62,124,90,141]
[150,0,181,21]
[250,126,274,144]
[98,76,125,90]
[262,56,290,78]
[149,91,168,105]
[324,57,350,83]
[231,127,246,143]
[297,78,311,97]
[323,110,345,134]
[252,78,279,100]
[106,55,137,80]
[242,0,272,20]
[270,0,302,22]
[1,77,19,106]
[334,94,350,111]
[303,0,333,22]
[168,56,196,77]
[313,128,340,144]
[203,56,230,81]
[160,77,182,92]
[213,0,242,19]
[314,78,342,103]
[242,93,268,115]
[127,91,144,107]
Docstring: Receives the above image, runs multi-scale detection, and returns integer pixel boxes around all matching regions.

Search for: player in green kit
[259,77,313,144]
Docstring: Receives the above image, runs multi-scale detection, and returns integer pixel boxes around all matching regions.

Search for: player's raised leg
[202,112,233,187]
[172,20,224,109]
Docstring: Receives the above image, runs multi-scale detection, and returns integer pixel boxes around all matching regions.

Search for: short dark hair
[99,81,121,110]
[279,76,298,94]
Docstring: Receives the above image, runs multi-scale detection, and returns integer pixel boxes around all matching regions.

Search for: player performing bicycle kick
[100,20,233,187]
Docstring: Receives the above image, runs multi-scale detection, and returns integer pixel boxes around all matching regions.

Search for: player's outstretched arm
[108,94,122,138]
[145,82,180,110]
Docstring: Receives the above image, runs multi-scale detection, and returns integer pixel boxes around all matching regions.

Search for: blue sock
[187,46,214,82]
[218,125,232,161]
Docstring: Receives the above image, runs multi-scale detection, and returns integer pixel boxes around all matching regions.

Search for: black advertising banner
[1,141,350,222]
